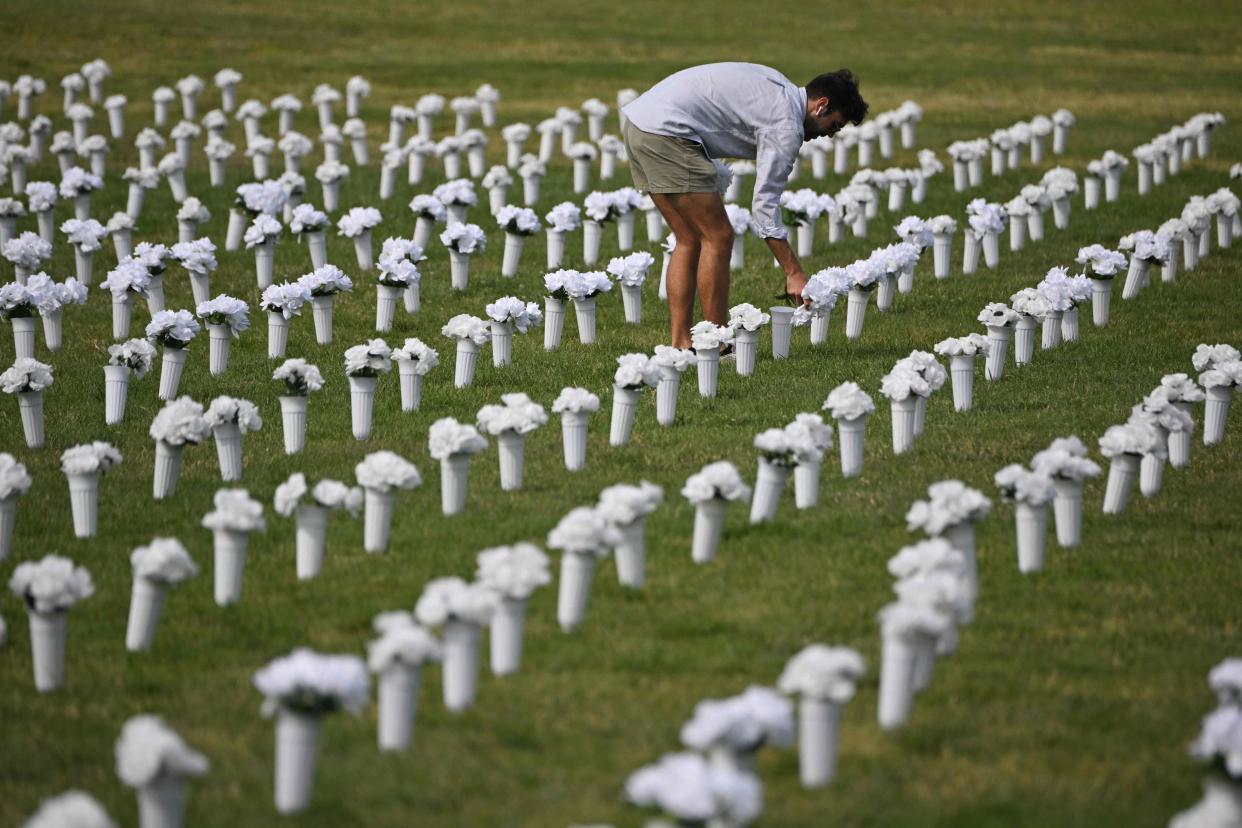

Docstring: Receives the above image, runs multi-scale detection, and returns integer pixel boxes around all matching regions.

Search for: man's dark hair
[806,69,868,125]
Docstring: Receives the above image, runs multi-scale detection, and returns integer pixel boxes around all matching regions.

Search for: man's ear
[812,96,830,115]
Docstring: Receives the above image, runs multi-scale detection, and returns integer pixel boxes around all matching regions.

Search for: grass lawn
[2,1,1242,825]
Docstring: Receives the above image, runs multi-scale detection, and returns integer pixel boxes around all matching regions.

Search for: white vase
[573,296,597,344]
[557,550,597,633]
[614,518,647,588]
[207,323,231,375]
[254,239,275,288]
[306,230,328,270]
[353,231,374,271]
[1015,501,1048,573]
[136,772,190,828]
[17,389,45,449]
[491,320,514,367]
[749,458,790,524]
[213,421,243,481]
[449,250,470,291]
[962,233,981,275]
[948,354,975,411]
[11,316,36,359]
[691,499,726,564]
[845,288,869,339]
[112,294,133,340]
[377,664,421,752]
[897,262,915,294]
[982,231,1000,268]
[837,415,866,478]
[890,397,918,454]
[734,328,758,376]
[404,281,420,315]
[1027,209,1046,242]
[617,212,636,251]
[440,454,470,515]
[796,696,841,788]
[397,363,423,412]
[274,711,321,815]
[1121,258,1148,301]
[793,460,821,509]
[307,295,334,345]
[499,232,526,278]
[369,284,399,333]
[442,620,481,712]
[41,309,62,352]
[1061,306,1080,342]
[1051,478,1084,548]
[267,313,289,359]
[656,366,681,426]
[27,609,69,693]
[1169,401,1194,468]
[279,395,308,454]
[125,577,167,652]
[152,441,184,500]
[985,326,1011,381]
[490,596,528,676]
[942,522,978,600]
[1052,196,1070,229]
[66,471,100,538]
[349,376,378,440]
[1102,454,1140,514]
[560,410,589,471]
[1140,450,1166,499]
[583,219,602,265]
[932,233,952,278]
[296,504,328,579]
[770,306,793,359]
[1041,311,1063,350]
[1010,217,1027,252]
[0,494,17,561]
[610,386,641,446]
[1204,386,1232,445]
[497,431,526,491]
[363,487,396,553]
[1014,317,1037,365]
[877,632,918,730]
[546,229,565,270]
[454,339,479,388]
[544,296,565,351]
[213,528,249,606]
[620,283,642,324]
[696,347,720,397]
[1168,775,1242,828]
[910,634,937,693]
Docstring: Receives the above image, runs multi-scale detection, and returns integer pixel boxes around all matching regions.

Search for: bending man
[621,63,867,348]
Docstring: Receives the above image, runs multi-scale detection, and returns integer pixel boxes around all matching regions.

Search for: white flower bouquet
[552,386,599,470]
[597,480,663,588]
[519,153,547,204]
[548,506,622,632]
[337,206,382,270]
[842,258,883,339]
[0,452,32,560]
[679,684,794,771]
[495,205,540,277]
[681,461,750,563]
[823,381,875,477]
[784,412,834,509]
[651,345,696,426]
[749,427,798,523]
[242,214,281,288]
[441,313,490,387]
[59,441,121,538]
[343,339,391,441]
[625,751,762,827]
[3,357,53,448]
[196,295,249,375]
[433,178,478,224]
[3,231,53,282]
[367,612,441,751]
[880,362,931,454]
[559,269,611,344]
[877,600,954,729]
[933,334,988,410]
[100,260,151,340]
[148,396,209,499]
[501,123,530,167]
[611,353,660,445]
[728,302,771,375]
[1075,244,1127,327]
[274,473,362,580]
[428,418,487,514]
[9,553,93,691]
[440,222,487,291]
[476,543,548,675]
[904,480,991,597]
[271,359,324,454]
[203,396,261,482]
[258,282,310,359]
[253,647,369,814]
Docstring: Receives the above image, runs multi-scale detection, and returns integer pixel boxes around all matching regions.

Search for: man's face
[804,99,848,139]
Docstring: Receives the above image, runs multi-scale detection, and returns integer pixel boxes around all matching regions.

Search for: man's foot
[719,343,735,364]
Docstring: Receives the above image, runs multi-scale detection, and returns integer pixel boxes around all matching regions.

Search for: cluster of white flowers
[551,386,600,414]
[253,648,370,717]
[146,309,201,347]
[59,441,122,476]
[59,166,104,197]
[415,577,498,627]
[440,221,487,253]
[354,450,421,492]
[977,301,1022,328]
[965,198,1007,237]
[626,751,761,827]
[196,295,250,337]
[260,282,311,319]
[337,206,382,238]
[60,218,107,252]
[681,461,751,504]
[236,180,288,215]
[597,481,663,527]
[934,333,989,357]
[344,338,392,377]
[2,232,52,270]
[547,506,621,556]
[475,543,550,600]
[297,264,353,296]
[905,480,993,534]
[0,453,34,500]
[9,554,94,612]
[272,358,324,396]
[201,488,265,533]
[149,396,209,446]
[495,204,540,235]
[993,464,1056,505]
[822,381,875,421]
[1,358,54,393]
[583,188,641,222]
[441,313,490,344]
[367,612,442,673]
[477,392,548,436]
[605,251,655,287]
[130,538,199,584]
[204,396,262,433]
[690,320,734,351]
[614,352,660,390]
[651,345,696,372]
[544,201,581,232]
[1075,244,1127,278]
[777,644,866,702]
[171,238,218,275]
[391,338,439,373]
[680,685,793,754]
[176,197,211,224]
[274,472,364,518]
[485,296,543,332]
[114,715,209,788]
[428,418,488,459]
[17,790,115,828]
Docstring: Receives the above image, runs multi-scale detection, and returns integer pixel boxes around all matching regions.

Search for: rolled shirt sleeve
[750,128,802,240]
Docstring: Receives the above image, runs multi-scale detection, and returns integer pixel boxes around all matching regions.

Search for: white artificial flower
[0,453,34,500]
[690,320,734,351]
[993,464,1056,505]
[476,543,551,600]
[777,645,866,703]
[476,393,548,436]
[439,221,487,254]
[354,451,421,492]
[201,488,265,533]
[905,480,992,534]
[297,265,353,296]
[597,481,663,526]
[204,396,262,433]
[115,715,208,788]
[59,442,122,476]
[253,648,370,717]
[681,461,751,504]
[272,358,324,396]
[343,338,392,377]
[336,206,382,238]
[130,538,199,584]
[625,752,762,826]
[391,338,439,373]
[148,396,210,446]
[547,506,621,556]
[441,313,490,344]
[427,418,487,459]
[551,386,600,414]
[196,295,250,337]
[414,577,498,627]
[680,685,794,754]
[260,282,312,319]
[9,554,94,613]
[0,358,54,393]
[614,352,660,390]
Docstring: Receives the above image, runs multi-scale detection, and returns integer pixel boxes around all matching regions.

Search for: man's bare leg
[650,193,702,349]
[665,192,733,327]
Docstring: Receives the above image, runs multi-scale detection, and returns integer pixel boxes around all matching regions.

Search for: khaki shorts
[623,120,720,194]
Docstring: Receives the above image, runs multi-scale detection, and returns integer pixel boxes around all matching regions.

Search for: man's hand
[785,269,809,305]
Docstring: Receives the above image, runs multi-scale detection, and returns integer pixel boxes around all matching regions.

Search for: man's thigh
[662,191,731,242]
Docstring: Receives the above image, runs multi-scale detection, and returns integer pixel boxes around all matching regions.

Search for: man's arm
[750,129,809,302]
[765,235,809,303]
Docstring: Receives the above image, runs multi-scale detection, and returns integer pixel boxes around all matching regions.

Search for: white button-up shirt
[622,62,806,240]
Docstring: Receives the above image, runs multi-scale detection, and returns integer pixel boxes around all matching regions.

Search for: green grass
[2,1,1242,825]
